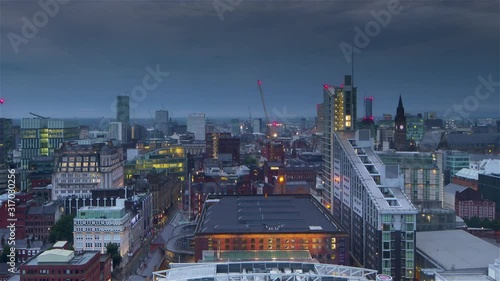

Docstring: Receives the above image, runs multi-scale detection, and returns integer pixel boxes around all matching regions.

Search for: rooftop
[416,230,500,271]
[154,261,378,281]
[24,250,98,267]
[27,204,58,215]
[434,272,495,281]
[195,195,345,234]
[337,132,418,214]
[444,183,468,195]
[52,241,68,248]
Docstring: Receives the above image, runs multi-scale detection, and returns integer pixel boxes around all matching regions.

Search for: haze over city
[1,1,500,281]
[1,0,499,119]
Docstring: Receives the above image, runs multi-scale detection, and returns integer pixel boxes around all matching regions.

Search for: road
[114,204,179,280]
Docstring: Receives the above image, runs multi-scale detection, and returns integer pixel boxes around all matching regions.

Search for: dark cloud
[0,0,498,119]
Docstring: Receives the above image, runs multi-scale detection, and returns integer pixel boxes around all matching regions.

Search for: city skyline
[1,1,499,119]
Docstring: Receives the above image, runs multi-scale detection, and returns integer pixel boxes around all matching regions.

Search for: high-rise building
[187,113,206,141]
[316,103,324,133]
[0,118,12,164]
[131,123,148,141]
[20,118,78,191]
[378,151,444,209]
[231,118,240,137]
[321,75,358,209]
[108,121,123,141]
[394,95,407,151]
[322,75,357,132]
[364,97,373,121]
[116,95,130,124]
[253,118,263,134]
[443,150,470,185]
[116,95,130,142]
[155,110,169,137]
[51,142,124,199]
[321,130,417,280]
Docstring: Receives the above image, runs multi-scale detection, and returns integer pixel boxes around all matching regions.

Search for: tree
[243,156,257,165]
[106,243,122,268]
[0,245,15,263]
[48,214,75,244]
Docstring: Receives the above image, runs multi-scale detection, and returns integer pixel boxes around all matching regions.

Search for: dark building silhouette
[394,95,408,151]
[479,173,500,218]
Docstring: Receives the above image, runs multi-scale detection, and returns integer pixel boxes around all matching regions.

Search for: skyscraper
[0,118,12,165]
[108,122,123,141]
[231,118,240,137]
[316,103,324,133]
[394,95,407,151]
[252,118,262,134]
[322,75,358,214]
[20,118,78,191]
[321,130,417,280]
[155,110,169,137]
[187,113,206,141]
[363,97,373,121]
[116,95,129,142]
[322,75,357,132]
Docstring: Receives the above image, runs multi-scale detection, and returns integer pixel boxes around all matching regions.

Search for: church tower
[394,95,407,151]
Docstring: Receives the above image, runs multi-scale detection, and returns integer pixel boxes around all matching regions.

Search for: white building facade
[187,113,206,141]
[73,199,130,257]
[51,142,124,199]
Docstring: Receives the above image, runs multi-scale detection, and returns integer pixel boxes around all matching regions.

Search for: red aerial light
[340,83,344,88]
[370,96,373,100]
[273,121,277,127]
[323,84,328,89]
[257,80,262,85]
[364,117,367,120]
[0,99,4,104]
[370,116,374,120]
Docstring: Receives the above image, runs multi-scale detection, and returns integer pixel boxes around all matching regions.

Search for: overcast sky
[1,0,499,120]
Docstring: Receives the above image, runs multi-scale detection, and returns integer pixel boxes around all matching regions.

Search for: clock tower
[394,95,407,151]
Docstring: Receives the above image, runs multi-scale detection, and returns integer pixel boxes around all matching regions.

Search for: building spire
[398,95,403,109]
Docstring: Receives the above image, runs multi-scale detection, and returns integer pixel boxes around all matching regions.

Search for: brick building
[456,188,496,220]
[26,203,62,241]
[261,142,285,163]
[194,195,349,265]
[20,249,111,281]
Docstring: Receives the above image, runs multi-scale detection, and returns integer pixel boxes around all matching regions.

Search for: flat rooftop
[435,273,495,281]
[154,261,377,281]
[196,195,345,234]
[416,230,500,271]
[24,251,97,266]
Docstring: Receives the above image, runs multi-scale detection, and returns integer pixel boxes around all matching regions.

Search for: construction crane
[257,80,271,139]
[29,112,48,119]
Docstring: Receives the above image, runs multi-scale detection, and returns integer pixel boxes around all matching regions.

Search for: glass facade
[125,146,186,181]
[327,131,417,281]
